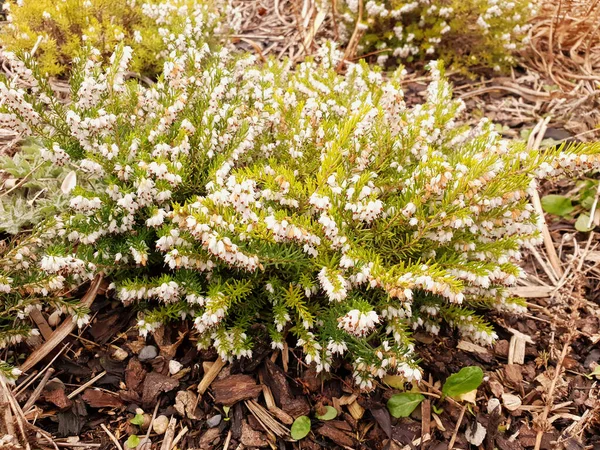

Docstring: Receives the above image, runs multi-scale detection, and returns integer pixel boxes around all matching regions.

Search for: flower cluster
[337,0,535,71]
[2,34,600,390]
[0,0,222,77]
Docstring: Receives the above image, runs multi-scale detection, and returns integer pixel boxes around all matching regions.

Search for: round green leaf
[130,413,145,426]
[541,195,574,217]
[316,406,338,421]
[291,416,311,440]
[575,214,595,232]
[125,435,140,449]
[442,366,484,399]
[387,393,425,418]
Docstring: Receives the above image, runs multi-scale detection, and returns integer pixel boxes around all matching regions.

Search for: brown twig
[528,118,564,279]
[170,425,189,450]
[448,404,467,450]
[20,275,103,373]
[101,424,124,450]
[22,368,55,413]
[336,0,364,72]
[67,370,106,399]
[533,337,572,450]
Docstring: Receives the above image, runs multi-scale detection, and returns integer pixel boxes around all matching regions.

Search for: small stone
[152,415,169,435]
[207,414,222,428]
[465,421,486,446]
[169,360,183,375]
[139,345,158,361]
[112,347,129,361]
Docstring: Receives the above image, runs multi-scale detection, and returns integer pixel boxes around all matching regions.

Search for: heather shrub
[1,37,600,387]
[337,0,535,71]
[0,0,221,77]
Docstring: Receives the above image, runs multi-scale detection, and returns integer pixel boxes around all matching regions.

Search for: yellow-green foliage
[339,0,535,72]
[0,0,216,77]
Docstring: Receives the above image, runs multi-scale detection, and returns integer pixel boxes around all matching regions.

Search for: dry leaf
[458,389,477,404]
[174,390,198,419]
[382,375,406,389]
[432,413,446,432]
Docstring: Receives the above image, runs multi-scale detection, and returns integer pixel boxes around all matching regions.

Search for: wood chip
[267,405,294,425]
[28,309,53,341]
[159,417,177,450]
[421,398,431,441]
[81,389,124,408]
[509,286,554,298]
[262,359,309,418]
[198,428,221,449]
[41,379,72,410]
[125,358,146,392]
[457,340,490,354]
[245,400,290,439]
[174,390,198,419]
[241,420,269,447]
[508,328,534,365]
[347,401,365,420]
[432,413,446,432]
[504,364,523,386]
[261,383,276,410]
[316,422,356,447]
[212,374,263,405]
[142,372,179,407]
[338,394,357,406]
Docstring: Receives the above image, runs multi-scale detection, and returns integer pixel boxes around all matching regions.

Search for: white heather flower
[74,313,91,328]
[137,319,161,338]
[476,16,490,30]
[153,281,180,303]
[130,247,148,266]
[1,366,22,385]
[327,339,347,355]
[146,208,167,227]
[271,339,284,350]
[318,267,347,302]
[338,309,379,336]
[402,202,417,217]
[397,362,422,382]
[0,277,12,293]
